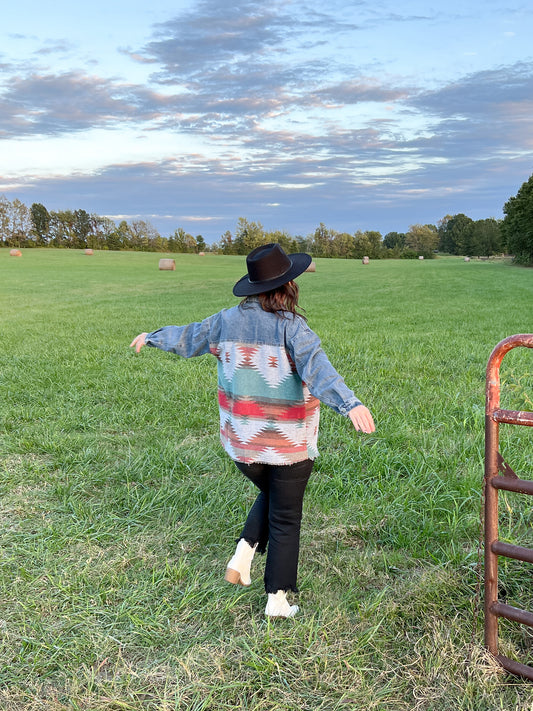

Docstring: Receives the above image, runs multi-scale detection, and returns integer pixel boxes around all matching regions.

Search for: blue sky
[1,0,532,242]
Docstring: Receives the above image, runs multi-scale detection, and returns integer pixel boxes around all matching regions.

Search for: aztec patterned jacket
[145,298,362,465]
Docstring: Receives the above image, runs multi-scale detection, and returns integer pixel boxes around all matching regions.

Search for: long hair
[241,280,307,320]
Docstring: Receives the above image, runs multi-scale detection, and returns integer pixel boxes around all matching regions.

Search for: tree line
[0,198,208,254]
[1,173,532,263]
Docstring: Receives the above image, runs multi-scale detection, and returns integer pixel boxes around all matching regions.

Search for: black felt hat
[233,243,312,297]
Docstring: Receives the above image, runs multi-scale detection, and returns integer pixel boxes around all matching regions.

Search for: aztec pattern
[210,340,320,465]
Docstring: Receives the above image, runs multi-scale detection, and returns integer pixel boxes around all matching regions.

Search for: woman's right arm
[130,315,218,358]
[130,332,148,352]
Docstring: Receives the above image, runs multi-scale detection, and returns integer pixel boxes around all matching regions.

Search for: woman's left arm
[348,404,375,433]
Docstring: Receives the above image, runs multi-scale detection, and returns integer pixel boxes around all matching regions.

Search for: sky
[1,0,532,243]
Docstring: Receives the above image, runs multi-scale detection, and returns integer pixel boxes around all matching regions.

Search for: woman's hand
[130,332,148,353]
[348,405,375,433]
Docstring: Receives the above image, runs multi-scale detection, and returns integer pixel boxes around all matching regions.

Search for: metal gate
[484,334,533,678]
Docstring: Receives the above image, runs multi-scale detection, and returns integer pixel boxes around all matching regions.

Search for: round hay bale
[199,251,205,256]
[305,261,316,272]
[362,256,370,265]
[159,258,176,271]
[85,248,94,255]
[464,256,470,262]
[10,249,22,257]
[418,255,424,260]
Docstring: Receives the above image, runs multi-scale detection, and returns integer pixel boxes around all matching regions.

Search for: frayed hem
[265,585,299,595]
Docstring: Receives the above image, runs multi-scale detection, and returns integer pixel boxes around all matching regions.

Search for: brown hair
[241,280,307,320]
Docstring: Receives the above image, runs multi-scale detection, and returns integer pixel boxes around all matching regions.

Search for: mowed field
[1,248,532,710]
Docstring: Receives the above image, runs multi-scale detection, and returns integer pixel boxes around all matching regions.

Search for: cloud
[307,79,410,106]
[412,61,533,117]
[135,0,364,103]
[0,3,440,146]
[2,53,531,199]
[33,39,75,56]
[139,0,360,74]
[114,1,416,146]
[403,61,533,165]
[0,71,174,137]
[143,1,289,76]
[1,2,531,238]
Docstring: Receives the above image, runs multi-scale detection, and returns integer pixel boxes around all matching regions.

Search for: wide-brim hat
[233,243,312,297]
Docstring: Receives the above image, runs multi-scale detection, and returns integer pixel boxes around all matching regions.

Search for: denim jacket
[146,298,362,464]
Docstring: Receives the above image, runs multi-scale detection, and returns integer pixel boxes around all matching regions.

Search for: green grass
[1,248,532,709]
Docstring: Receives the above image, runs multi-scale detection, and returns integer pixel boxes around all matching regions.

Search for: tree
[294,235,313,253]
[233,218,265,254]
[352,231,370,259]
[0,197,32,247]
[30,203,51,245]
[366,230,383,258]
[471,218,503,257]
[49,210,76,247]
[129,220,160,251]
[439,213,474,255]
[383,231,405,250]
[265,229,296,254]
[352,230,383,259]
[405,224,438,257]
[331,232,355,258]
[73,209,91,249]
[195,235,207,252]
[0,196,10,245]
[89,215,117,249]
[5,199,32,248]
[110,220,133,250]
[502,174,533,264]
[437,215,453,253]
[218,230,236,254]
[170,227,197,253]
[310,223,337,257]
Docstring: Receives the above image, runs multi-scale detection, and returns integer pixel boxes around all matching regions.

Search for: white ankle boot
[225,539,257,587]
[265,590,299,618]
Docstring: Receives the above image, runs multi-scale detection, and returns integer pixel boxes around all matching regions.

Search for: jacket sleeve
[145,315,216,358]
[286,316,362,416]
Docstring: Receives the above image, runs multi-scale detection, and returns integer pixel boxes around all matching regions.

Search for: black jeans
[235,458,314,594]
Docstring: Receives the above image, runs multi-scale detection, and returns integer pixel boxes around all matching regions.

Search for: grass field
[1,248,532,710]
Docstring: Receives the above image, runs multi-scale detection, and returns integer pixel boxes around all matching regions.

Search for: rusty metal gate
[484,334,533,678]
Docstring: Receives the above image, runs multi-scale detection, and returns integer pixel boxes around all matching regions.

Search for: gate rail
[484,334,533,679]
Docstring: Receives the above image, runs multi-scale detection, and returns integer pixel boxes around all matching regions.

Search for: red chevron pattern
[213,341,320,465]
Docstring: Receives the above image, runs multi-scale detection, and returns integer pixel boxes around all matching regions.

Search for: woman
[130,243,375,617]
